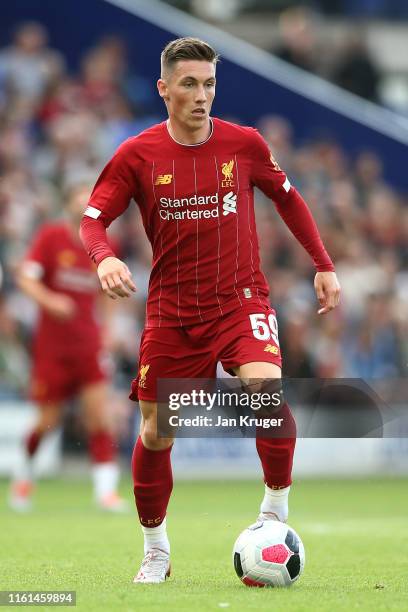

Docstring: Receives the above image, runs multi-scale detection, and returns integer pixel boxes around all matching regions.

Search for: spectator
[280,316,317,378]
[0,22,64,104]
[271,7,321,74]
[331,31,381,102]
[346,294,402,377]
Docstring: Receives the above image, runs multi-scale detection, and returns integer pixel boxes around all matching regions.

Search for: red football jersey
[23,221,101,354]
[83,118,333,327]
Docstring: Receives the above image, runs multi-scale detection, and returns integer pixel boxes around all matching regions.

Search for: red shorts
[31,349,108,404]
[130,302,282,402]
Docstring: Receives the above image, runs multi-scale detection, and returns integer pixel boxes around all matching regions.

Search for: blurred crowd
[0,22,407,401]
[269,6,381,103]
[187,0,408,21]
[191,3,398,105]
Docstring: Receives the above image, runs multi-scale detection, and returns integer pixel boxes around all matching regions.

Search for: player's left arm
[313,271,340,315]
[249,129,340,315]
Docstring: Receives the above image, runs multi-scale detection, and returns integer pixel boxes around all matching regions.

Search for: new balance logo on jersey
[222,191,237,215]
[155,174,173,185]
[264,344,279,355]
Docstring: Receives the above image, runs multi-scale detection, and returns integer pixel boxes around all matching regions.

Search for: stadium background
[0,0,407,479]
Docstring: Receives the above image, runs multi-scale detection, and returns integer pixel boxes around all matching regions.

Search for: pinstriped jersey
[85,118,292,327]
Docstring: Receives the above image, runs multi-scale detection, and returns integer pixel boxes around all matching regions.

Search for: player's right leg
[129,324,215,583]
[9,402,62,511]
[132,399,174,583]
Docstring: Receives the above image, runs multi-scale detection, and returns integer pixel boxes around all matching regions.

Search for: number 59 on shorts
[249,313,279,345]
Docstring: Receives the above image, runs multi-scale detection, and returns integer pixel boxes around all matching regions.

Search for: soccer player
[80,38,341,582]
[9,182,128,513]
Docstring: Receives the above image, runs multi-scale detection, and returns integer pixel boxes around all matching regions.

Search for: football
[232,520,305,587]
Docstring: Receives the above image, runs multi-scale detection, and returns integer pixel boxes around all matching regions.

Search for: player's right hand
[46,294,76,320]
[97,257,137,299]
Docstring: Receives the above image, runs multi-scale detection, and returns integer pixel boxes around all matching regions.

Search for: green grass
[1,477,407,611]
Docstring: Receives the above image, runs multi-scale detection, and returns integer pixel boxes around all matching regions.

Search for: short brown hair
[161,37,219,77]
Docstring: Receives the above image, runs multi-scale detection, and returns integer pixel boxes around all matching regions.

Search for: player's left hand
[314,271,341,315]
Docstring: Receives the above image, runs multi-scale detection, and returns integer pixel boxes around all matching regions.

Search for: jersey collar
[165,118,214,147]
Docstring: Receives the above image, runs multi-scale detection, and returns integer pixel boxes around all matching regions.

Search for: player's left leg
[218,304,296,523]
[80,381,128,512]
[233,361,296,523]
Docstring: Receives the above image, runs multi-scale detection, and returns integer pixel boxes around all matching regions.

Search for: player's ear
[157,79,169,101]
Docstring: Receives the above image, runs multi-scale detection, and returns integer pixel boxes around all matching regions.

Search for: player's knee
[38,405,61,432]
[141,418,173,450]
[83,410,111,435]
[243,378,285,411]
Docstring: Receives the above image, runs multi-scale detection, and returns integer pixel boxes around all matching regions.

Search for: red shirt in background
[23,221,102,356]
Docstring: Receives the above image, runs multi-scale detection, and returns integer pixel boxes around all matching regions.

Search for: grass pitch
[0,477,407,611]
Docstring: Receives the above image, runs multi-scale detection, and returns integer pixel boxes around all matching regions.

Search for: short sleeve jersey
[85,118,293,327]
[24,221,101,354]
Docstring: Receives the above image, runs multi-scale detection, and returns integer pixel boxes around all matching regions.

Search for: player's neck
[166,118,212,145]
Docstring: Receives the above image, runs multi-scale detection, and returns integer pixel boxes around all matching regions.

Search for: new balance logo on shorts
[222,191,237,215]
[264,344,279,355]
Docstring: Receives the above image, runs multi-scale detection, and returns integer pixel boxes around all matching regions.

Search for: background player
[9,182,128,513]
[80,38,340,582]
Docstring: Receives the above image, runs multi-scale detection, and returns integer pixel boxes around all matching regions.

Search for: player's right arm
[17,227,75,320]
[17,271,75,320]
[79,140,139,300]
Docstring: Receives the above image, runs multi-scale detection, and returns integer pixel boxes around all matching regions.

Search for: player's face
[158,60,216,132]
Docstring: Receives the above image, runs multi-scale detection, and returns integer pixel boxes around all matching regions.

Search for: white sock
[12,449,34,483]
[91,462,119,501]
[260,484,291,522]
[142,517,170,555]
